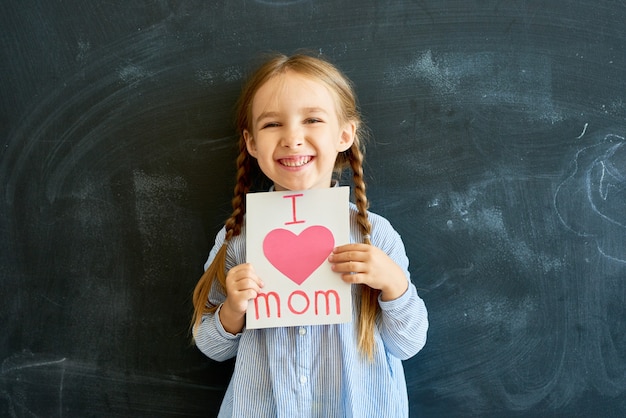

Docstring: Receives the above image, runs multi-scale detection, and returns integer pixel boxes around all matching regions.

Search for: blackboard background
[2,1,625,417]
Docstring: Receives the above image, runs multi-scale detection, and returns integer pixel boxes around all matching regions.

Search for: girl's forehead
[252,71,338,111]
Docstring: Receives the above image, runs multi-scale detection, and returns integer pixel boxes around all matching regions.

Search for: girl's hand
[220,263,264,334]
[328,244,408,301]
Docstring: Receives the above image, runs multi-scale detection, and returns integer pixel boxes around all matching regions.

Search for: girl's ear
[244,129,257,157]
[337,121,356,152]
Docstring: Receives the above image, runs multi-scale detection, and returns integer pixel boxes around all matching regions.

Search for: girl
[191,53,428,417]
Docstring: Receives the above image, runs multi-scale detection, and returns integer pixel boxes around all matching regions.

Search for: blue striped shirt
[195,204,428,417]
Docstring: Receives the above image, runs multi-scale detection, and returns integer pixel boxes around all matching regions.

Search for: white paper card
[246,187,352,329]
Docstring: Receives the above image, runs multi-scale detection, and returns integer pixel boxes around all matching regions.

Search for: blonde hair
[191,53,380,359]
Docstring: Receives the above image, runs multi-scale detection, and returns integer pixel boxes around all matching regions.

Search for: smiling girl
[191,53,428,417]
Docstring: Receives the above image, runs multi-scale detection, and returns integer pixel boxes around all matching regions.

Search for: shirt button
[300,375,307,384]
[299,327,306,336]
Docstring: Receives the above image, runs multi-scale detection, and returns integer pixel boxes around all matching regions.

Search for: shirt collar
[268,180,340,192]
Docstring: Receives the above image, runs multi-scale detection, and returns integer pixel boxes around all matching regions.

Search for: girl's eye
[305,118,322,124]
[262,122,280,129]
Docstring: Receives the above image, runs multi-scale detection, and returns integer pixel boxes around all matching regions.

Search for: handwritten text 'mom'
[253,289,342,320]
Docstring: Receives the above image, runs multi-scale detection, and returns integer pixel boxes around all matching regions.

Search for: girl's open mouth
[278,156,312,167]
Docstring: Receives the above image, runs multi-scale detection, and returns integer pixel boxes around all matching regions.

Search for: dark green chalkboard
[1,1,625,416]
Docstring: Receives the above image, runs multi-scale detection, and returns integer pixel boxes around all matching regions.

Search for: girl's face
[243,71,355,191]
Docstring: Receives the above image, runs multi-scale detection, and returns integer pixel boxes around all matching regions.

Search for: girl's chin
[273,183,305,192]
[273,181,331,192]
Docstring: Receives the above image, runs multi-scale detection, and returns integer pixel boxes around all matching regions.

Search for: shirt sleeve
[378,284,428,360]
[195,304,241,361]
[371,215,429,360]
[193,227,242,362]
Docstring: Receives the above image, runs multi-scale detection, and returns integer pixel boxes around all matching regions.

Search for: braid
[349,144,380,360]
[224,140,252,240]
[191,140,251,337]
[349,145,371,241]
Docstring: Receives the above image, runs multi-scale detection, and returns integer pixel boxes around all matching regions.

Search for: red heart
[263,226,335,285]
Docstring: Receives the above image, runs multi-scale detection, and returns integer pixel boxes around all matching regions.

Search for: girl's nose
[281,126,304,148]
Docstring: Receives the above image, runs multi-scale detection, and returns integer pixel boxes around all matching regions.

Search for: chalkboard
[2,1,625,417]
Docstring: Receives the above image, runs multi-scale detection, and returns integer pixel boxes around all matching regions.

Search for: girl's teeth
[281,157,311,167]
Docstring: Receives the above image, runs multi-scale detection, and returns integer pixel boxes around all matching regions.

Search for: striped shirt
[195,203,428,418]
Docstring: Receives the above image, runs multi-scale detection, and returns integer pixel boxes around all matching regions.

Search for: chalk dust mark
[384,51,563,123]
[1,356,67,374]
[195,69,216,85]
[222,66,242,82]
[554,132,626,263]
[385,50,459,94]
[431,263,475,290]
[576,122,589,139]
[58,365,65,417]
[439,179,563,273]
[76,37,91,63]
[1,352,71,417]
[117,63,152,84]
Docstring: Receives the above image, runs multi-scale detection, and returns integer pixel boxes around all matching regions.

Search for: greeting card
[246,187,352,329]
